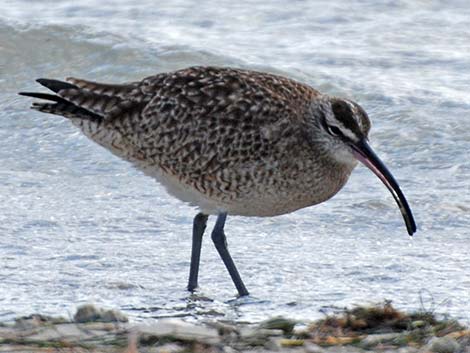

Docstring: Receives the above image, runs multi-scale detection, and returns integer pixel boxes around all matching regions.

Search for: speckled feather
[27,66,356,216]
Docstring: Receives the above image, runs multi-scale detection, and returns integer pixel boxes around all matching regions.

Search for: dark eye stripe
[332,100,363,136]
[320,110,345,138]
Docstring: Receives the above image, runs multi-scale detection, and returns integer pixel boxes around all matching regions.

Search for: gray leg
[187,213,209,292]
[211,213,249,296]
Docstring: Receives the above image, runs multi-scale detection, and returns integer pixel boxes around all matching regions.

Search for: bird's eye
[327,125,342,136]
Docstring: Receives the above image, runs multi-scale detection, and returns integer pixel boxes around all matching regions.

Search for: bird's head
[309,96,417,236]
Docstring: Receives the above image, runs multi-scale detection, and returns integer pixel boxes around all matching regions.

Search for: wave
[0,19,247,87]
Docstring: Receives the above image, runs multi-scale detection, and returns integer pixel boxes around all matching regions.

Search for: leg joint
[211,228,227,248]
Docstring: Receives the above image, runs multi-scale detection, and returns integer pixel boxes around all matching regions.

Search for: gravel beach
[1,303,468,353]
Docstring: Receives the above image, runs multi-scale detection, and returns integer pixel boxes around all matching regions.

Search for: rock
[54,323,87,338]
[293,323,311,338]
[359,332,402,348]
[239,327,284,346]
[80,321,119,332]
[206,321,239,336]
[427,336,461,353]
[34,327,64,342]
[222,347,239,353]
[27,322,123,343]
[73,304,128,323]
[394,348,419,353]
[304,342,325,353]
[411,320,426,328]
[264,336,283,351]
[265,336,306,351]
[321,345,367,353]
[154,342,186,352]
[259,317,296,335]
[14,314,67,330]
[138,319,220,345]
[27,323,92,342]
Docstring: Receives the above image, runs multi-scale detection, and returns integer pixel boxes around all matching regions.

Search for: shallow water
[1,1,469,323]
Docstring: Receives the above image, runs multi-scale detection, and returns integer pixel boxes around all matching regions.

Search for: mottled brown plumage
[20,66,416,296]
[26,67,355,216]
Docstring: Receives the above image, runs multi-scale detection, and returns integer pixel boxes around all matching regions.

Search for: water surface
[1,0,469,323]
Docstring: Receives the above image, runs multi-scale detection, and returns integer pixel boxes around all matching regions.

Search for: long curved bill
[351,139,417,236]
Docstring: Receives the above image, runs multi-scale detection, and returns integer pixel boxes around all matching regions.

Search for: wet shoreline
[1,303,468,353]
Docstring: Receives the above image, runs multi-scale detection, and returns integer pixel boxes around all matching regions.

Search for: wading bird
[20,66,417,296]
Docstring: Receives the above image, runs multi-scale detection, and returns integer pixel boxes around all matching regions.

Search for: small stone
[222,347,238,353]
[396,348,419,353]
[28,323,93,342]
[207,321,238,337]
[359,333,401,348]
[73,304,128,323]
[0,326,17,340]
[54,323,88,338]
[54,324,83,337]
[14,314,67,330]
[304,342,325,353]
[74,305,100,322]
[100,309,128,323]
[321,345,366,353]
[259,317,296,335]
[264,337,282,351]
[428,336,461,353]
[241,327,284,337]
[411,320,426,328]
[239,327,284,346]
[80,321,118,331]
[27,327,63,341]
[138,319,219,345]
[292,323,310,338]
[154,342,186,353]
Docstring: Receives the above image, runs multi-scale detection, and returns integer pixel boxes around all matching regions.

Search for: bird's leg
[211,213,249,297]
[187,213,209,292]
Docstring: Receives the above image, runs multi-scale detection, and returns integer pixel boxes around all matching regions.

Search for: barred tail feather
[19,78,104,122]
[19,92,103,122]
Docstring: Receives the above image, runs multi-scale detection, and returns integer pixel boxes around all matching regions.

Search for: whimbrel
[20,66,417,297]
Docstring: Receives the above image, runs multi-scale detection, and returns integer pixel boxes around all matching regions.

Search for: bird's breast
[220,157,355,217]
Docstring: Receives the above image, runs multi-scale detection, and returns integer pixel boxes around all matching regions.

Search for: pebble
[304,342,325,353]
[206,320,239,336]
[322,346,367,353]
[411,320,426,328]
[27,323,88,342]
[239,327,284,346]
[14,314,66,330]
[73,304,128,323]
[427,336,461,353]
[260,317,297,335]
[138,318,220,345]
[222,347,239,353]
[359,332,402,348]
[153,342,186,353]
